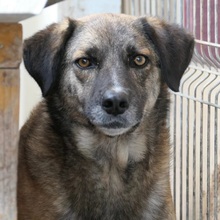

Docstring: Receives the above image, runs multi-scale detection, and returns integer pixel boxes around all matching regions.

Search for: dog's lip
[88,116,140,129]
[88,115,127,129]
[89,118,140,136]
[98,126,131,136]
[98,122,140,136]
[91,119,130,130]
[87,111,141,135]
[88,119,129,136]
[101,121,126,129]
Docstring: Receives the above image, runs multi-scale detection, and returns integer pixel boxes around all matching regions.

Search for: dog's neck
[73,125,148,168]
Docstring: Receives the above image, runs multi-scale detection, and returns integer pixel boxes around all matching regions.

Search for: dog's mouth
[98,126,131,136]
[97,121,128,136]
[101,121,126,129]
[100,122,141,136]
[88,120,127,136]
[89,119,140,136]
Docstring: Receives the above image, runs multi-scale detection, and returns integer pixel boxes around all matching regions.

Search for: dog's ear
[139,17,194,92]
[23,19,76,96]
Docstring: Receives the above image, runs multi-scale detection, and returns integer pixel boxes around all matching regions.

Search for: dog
[17,13,194,220]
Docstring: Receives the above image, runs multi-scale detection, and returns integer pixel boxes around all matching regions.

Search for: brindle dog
[17,14,194,220]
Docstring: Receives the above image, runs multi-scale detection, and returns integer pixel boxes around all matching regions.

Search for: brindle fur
[17,14,194,220]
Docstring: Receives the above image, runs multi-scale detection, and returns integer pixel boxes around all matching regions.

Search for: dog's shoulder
[19,101,61,154]
[20,101,50,138]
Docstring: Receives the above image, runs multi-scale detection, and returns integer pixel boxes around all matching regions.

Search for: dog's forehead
[68,14,151,56]
[77,13,136,26]
[78,14,138,40]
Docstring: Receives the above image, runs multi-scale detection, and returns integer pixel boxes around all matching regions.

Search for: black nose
[102,89,129,116]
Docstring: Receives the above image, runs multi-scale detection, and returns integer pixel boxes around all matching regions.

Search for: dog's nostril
[119,101,128,108]
[103,99,114,108]
[102,90,129,116]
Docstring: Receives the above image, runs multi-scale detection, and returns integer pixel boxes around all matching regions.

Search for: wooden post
[0,23,22,220]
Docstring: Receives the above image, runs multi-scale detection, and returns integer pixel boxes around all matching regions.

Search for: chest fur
[59,128,151,219]
[74,127,148,166]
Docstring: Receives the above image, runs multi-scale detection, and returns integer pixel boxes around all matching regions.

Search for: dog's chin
[98,126,131,136]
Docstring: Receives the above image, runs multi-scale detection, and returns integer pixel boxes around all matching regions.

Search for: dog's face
[63,15,161,136]
[23,14,194,136]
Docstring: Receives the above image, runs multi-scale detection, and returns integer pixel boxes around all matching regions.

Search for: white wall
[19,0,121,128]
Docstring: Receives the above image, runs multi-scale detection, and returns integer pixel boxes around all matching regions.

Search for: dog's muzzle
[86,88,140,136]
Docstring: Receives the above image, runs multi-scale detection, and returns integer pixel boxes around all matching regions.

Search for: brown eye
[76,58,91,68]
[133,55,147,66]
[129,55,149,68]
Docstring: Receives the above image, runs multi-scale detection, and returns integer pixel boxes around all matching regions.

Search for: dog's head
[23,14,194,136]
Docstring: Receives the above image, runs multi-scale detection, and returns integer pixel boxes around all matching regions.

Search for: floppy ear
[139,17,194,92]
[23,18,76,96]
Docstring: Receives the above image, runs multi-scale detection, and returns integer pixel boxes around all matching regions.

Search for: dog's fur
[17,14,194,220]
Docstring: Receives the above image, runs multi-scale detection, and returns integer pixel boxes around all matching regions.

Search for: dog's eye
[75,58,92,69]
[129,55,149,68]
[134,56,146,66]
